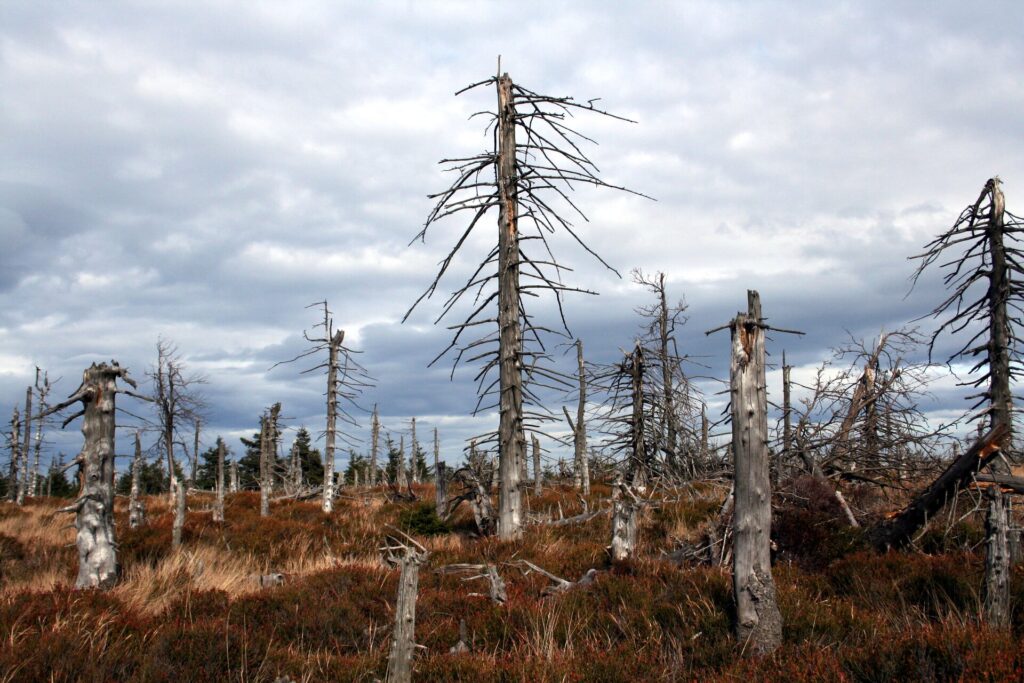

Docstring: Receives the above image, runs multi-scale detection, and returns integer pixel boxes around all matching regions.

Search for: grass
[0,481,1022,681]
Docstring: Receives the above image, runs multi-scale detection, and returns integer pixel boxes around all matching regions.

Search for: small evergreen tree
[291,427,324,487]
[384,434,402,484]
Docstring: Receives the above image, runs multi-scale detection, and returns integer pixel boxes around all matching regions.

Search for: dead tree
[406,69,643,540]
[128,430,146,529]
[213,436,225,523]
[370,404,380,487]
[229,460,239,493]
[259,403,281,517]
[447,467,497,536]
[30,368,50,496]
[382,532,430,683]
[17,386,31,504]
[434,428,446,517]
[562,339,590,494]
[983,485,1010,627]
[609,474,641,561]
[868,423,1007,549]
[410,418,420,485]
[151,340,205,504]
[40,361,142,589]
[531,433,542,496]
[7,407,19,502]
[188,417,201,488]
[172,475,185,549]
[720,291,782,654]
[271,302,372,512]
[781,352,793,464]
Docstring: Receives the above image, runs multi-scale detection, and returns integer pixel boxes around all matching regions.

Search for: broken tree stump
[729,291,782,654]
[382,532,430,683]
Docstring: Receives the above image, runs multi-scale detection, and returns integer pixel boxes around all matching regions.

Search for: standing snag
[128,430,146,529]
[213,436,225,523]
[726,291,782,654]
[406,69,644,540]
[40,361,141,589]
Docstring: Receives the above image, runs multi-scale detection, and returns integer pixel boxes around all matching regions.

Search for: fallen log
[867,423,1008,551]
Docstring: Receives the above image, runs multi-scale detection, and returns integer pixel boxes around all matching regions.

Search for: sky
[2,1,1023,472]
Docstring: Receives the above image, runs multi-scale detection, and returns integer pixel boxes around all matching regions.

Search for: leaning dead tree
[40,361,144,589]
[272,301,372,511]
[406,68,644,539]
[382,530,430,683]
[709,291,784,654]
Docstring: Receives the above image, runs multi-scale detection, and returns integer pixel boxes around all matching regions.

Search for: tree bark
[189,418,200,488]
[983,485,1010,627]
[324,329,344,512]
[129,430,146,529]
[657,273,679,473]
[435,462,447,518]
[411,417,420,484]
[213,437,225,523]
[730,291,782,654]
[229,460,239,493]
[496,72,524,540]
[30,369,49,497]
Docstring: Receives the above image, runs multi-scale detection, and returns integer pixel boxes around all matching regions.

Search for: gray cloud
[2,1,1023,472]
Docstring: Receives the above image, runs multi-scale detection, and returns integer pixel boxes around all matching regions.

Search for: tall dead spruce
[406,69,643,539]
[273,301,372,512]
[40,361,144,589]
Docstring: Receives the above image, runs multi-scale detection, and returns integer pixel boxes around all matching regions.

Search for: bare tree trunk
[172,475,185,549]
[575,339,590,495]
[323,329,343,512]
[229,460,239,493]
[987,181,1013,455]
[30,369,49,497]
[700,404,709,470]
[435,462,447,518]
[532,434,542,496]
[190,417,200,488]
[398,435,407,489]
[259,404,280,517]
[17,386,32,504]
[213,437,225,523]
[432,427,439,482]
[370,404,380,487]
[496,73,524,540]
[384,542,429,683]
[657,273,679,472]
[629,342,648,488]
[782,352,792,466]
[730,291,782,655]
[610,475,639,562]
[129,430,146,529]
[411,417,420,484]
[45,362,137,589]
[984,485,1010,627]
[7,407,19,502]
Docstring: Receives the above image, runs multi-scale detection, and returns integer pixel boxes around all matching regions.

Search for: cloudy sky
[2,1,1023,471]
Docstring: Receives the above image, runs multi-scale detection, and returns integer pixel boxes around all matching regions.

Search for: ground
[1,481,1022,682]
